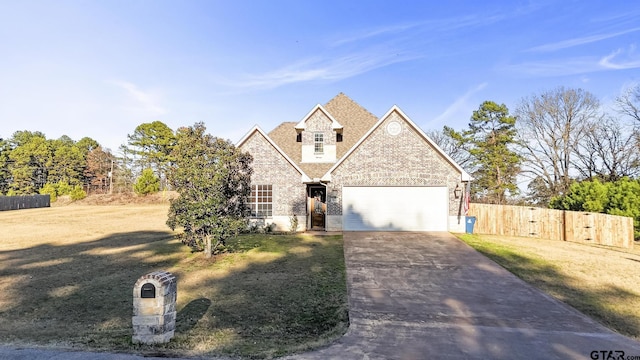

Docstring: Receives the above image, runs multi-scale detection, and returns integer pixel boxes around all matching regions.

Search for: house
[237,93,472,232]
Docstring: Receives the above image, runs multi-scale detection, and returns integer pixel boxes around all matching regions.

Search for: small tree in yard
[134,168,160,195]
[166,123,253,258]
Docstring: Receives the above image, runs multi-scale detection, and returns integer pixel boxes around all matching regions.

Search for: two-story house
[237,93,471,232]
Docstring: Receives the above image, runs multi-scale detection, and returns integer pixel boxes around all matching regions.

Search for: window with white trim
[248,184,272,217]
[314,133,324,154]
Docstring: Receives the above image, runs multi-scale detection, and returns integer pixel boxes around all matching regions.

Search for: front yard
[457,233,640,339]
[0,204,348,358]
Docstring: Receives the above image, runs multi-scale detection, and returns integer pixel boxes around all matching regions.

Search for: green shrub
[39,183,58,202]
[134,168,160,196]
[263,223,274,233]
[38,181,84,202]
[56,181,74,196]
[551,177,640,239]
[69,185,86,201]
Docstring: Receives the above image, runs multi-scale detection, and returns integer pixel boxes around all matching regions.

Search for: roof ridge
[268,121,296,136]
[264,93,380,179]
[324,93,378,120]
[236,125,311,182]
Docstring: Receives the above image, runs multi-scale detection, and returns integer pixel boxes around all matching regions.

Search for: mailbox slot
[141,283,156,298]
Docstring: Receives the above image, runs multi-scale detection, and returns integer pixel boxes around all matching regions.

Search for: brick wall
[327,110,464,217]
[239,131,306,217]
[300,109,338,164]
[301,109,336,146]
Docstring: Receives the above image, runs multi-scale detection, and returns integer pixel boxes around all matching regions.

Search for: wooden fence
[468,203,634,249]
[0,195,51,211]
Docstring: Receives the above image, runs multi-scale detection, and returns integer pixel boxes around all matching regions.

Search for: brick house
[237,93,472,232]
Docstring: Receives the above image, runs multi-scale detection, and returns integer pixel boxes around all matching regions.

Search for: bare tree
[616,84,640,123]
[426,127,474,172]
[574,117,640,181]
[525,176,555,206]
[515,87,600,204]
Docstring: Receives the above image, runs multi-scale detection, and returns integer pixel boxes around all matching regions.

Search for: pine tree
[447,101,521,204]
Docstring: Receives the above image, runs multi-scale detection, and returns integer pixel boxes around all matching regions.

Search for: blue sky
[1,0,639,152]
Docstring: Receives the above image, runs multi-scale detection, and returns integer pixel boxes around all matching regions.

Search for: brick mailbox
[132,271,177,344]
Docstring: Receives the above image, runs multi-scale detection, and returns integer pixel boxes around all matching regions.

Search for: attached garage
[342,186,449,231]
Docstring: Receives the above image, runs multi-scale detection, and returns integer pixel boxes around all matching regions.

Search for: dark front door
[308,185,326,230]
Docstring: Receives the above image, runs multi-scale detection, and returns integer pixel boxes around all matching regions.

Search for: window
[336,133,343,142]
[248,184,272,217]
[314,133,324,154]
[296,133,302,142]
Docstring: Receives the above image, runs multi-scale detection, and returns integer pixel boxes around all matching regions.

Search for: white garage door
[342,186,448,231]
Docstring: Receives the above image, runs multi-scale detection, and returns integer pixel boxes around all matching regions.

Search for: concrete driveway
[292,232,640,360]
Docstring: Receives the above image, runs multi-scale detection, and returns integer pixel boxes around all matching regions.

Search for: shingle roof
[268,121,300,163]
[267,93,378,179]
[324,93,378,158]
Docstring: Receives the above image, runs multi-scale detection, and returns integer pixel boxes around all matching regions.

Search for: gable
[294,105,343,131]
[268,93,379,179]
[324,106,471,183]
[269,122,300,164]
[300,108,335,132]
[237,126,311,183]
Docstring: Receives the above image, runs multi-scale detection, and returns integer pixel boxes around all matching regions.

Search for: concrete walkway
[3,232,640,359]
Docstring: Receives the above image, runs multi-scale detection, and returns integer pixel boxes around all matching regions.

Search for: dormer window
[336,133,343,142]
[314,133,324,154]
[296,133,302,142]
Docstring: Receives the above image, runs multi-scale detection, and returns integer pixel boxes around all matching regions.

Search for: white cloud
[330,13,504,47]
[502,57,602,77]
[591,10,640,26]
[508,46,640,77]
[599,45,640,70]
[109,80,166,116]
[431,83,488,124]
[438,13,505,32]
[219,8,509,92]
[526,27,640,52]
[331,22,422,47]
[229,50,422,90]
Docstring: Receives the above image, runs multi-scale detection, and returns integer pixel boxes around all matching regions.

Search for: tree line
[0,120,179,198]
[429,85,640,238]
[430,85,640,204]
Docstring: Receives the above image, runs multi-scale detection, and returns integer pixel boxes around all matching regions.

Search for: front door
[308,185,326,230]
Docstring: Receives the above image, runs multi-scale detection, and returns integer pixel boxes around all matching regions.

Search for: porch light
[454,185,462,199]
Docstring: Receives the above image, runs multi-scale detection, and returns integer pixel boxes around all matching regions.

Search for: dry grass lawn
[458,233,640,339]
[0,203,347,358]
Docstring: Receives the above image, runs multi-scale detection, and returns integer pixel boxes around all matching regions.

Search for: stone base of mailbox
[132,271,177,344]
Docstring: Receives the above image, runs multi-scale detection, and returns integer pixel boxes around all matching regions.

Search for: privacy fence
[0,195,51,211]
[468,203,634,249]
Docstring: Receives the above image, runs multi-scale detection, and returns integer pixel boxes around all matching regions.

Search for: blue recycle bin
[465,216,476,234]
